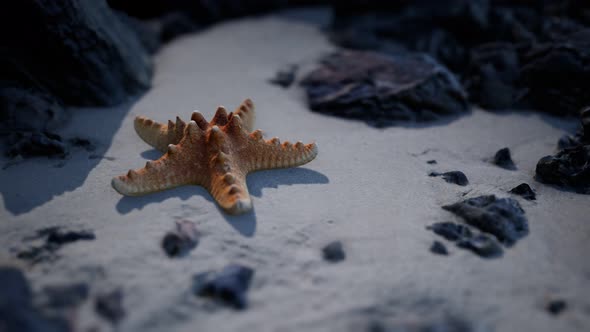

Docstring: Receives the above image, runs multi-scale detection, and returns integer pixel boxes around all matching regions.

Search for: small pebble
[322,241,346,262]
[509,183,536,200]
[161,220,200,258]
[493,147,516,170]
[192,264,254,310]
[430,241,449,255]
[429,171,469,186]
[546,299,567,315]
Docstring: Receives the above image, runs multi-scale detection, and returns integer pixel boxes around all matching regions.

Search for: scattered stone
[6,132,67,158]
[322,241,346,262]
[430,241,449,255]
[429,171,469,186]
[161,220,200,258]
[269,64,298,88]
[95,289,125,325]
[509,183,536,200]
[301,50,468,127]
[17,226,95,264]
[493,147,516,170]
[192,264,254,310]
[0,267,69,332]
[427,222,473,241]
[68,137,96,152]
[43,283,89,309]
[427,159,437,164]
[442,195,528,246]
[546,299,568,316]
[456,234,503,258]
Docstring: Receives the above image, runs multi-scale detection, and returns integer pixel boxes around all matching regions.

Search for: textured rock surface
[442,195,528,246]
[493,147,517,170]
[301,50,468,126]
[536,109,590,194]
[0,0,152,107]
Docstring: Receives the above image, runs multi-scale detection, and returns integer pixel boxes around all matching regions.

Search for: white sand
[1,9,589,332]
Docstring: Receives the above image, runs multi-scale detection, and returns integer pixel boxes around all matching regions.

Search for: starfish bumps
[112,99,318,214]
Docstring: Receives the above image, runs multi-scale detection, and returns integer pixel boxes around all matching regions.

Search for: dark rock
[0,267,69,332]
[192,264,254,310]
[456,234,503,258]
[465,43,520,110]
[427,159,437,164]
[442,195,528,246]
[115,11,160,54]
[430,241,449,255]
[322,241,346,262]
[546,299,567,315]
[17,226,95,264]
[95,289,125,324]
[301,50,469,127]
[427,222,473,241]
[493,147,516,170]
[536,145,590,194]
[161,220,200,258]
[0,87,66,134]
[518,28,590,116]
[0,0,152,107]
[6,132,67,158]
[509,183,536,200]
[68,138,96,152]
[429,171,469,186]
[269,64,298,88]
[536,109,590,194]
[43,283,89,309]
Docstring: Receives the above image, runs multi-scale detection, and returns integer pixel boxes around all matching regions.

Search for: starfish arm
[207,169,252,215]
[241,131,318,173]
[233,99,255,132]
[134,116,187,153]
[111,140,203,196]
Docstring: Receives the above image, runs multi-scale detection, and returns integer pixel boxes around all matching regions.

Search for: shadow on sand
[115,167,329,237]
[0,99,139,216]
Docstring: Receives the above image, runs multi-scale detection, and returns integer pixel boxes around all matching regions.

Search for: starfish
[112,99,318,215]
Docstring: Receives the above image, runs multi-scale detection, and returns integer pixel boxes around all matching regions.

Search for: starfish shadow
[114,167,328,237]
[140,148,163,160]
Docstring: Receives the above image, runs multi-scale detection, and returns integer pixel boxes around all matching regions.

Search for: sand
[1,8,589,332]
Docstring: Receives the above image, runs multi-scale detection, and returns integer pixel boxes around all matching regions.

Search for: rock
[95,289,125,325]
[546,299,567,315]
[509,183,536,200]
[17,226,95,264]
[536,145,590,194]
[456,234,503,258]
[6,132,68,158]
[0,0,152,107]
[518,28,590,116]
[269,64,298,88]
[465,43,520,110]
[0,87,66,134]
[161,220,200,258]
[43,283,89,309]
[430,241,449,255]
[536,109,590,194]
[442,195,528,246]
[427,159,437,164]
[300,50,469,127]
[493,147,517,170]
[429,171,469,186]
[322,241,346,262]
[0,267,69,332]
[427,222,473,241]
[192,264,254,310]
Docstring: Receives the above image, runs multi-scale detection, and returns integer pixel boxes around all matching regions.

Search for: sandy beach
[1,9,589,332]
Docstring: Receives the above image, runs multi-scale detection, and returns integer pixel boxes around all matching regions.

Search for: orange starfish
[112,99,318,214]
